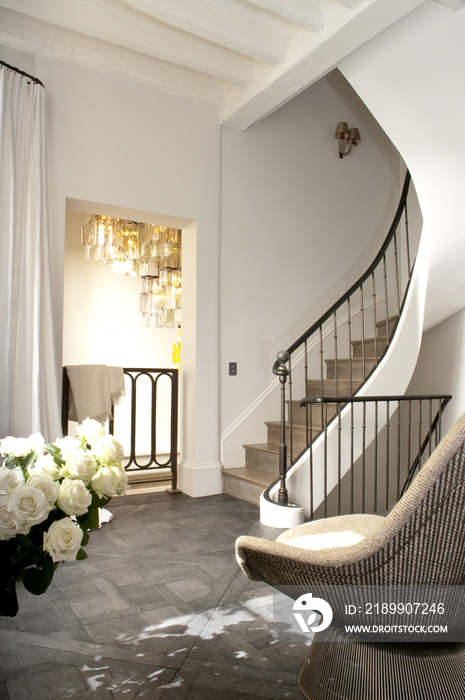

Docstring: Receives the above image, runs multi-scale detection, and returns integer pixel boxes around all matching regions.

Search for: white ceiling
[0,0,461,129]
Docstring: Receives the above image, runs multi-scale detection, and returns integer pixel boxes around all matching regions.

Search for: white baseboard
[178,460,223,497]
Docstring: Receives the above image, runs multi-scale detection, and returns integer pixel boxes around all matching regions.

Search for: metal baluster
[168,369,181,492]
[337,402,342,515]
[405,199,411,282]
[347,298,353,394]
[432,399,438,449]
[374,400,379,512]
[396,400,402,500]
[309,399,314,520]
[333,310,338,397]
[133,371,155,469]
[288,354,293,463]
[129,373,137,467]
[276,352,290,505]
[386,400,390,511]
[350,402,355,514]
[151,373,158,465]
[319,325,325,431]
[438,400,444,444]
[324,402,328,518]
[428,398,433,458]
[383,254,389,342]
[360,285,366,381]
[304,339,309,446]
[418,400,423,470]
[394,230,401,315]
[362,401,366,512]
[372,271,378,362]
[407,400,412,487]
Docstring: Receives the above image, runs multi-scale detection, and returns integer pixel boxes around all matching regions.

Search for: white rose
[63,449,97,484]
[43,518,84,562]
[28,453,61,480]
[0,436,32,458]
[92,435,125,465]
[0,494,19,540]
[8,483,52,529]
[77,418,106,447]
[58,478,92,516]
[53,436,80,459]
[27,473,59,507]
[91,465,128,498]
[0,465,25,492]
[27,433,46,455]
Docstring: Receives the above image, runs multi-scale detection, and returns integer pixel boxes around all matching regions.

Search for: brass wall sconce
[335,122,361,159]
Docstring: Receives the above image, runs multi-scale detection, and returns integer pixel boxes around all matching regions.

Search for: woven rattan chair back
[340,432,465,587]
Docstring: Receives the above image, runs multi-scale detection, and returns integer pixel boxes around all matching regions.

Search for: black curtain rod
[0,59,44,88]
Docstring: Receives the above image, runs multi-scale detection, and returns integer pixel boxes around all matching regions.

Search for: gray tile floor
[0,492,309,699]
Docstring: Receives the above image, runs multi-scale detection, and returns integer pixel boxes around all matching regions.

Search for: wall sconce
[335,122,361,159]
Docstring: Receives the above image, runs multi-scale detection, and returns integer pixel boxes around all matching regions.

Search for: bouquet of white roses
[0,418,128,617]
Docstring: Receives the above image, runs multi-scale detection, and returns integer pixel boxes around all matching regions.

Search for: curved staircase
[222,169,439,524]
[222,317,397,505]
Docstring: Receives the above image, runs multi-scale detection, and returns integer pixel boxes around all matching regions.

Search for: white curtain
[0,64,61,441]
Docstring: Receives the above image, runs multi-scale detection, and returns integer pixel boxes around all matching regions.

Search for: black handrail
[300,394,451,406]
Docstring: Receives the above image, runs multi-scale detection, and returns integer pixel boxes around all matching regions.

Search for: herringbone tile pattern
[0,492,308,699]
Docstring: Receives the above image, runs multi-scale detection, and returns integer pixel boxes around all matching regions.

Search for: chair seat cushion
[276,513,385,551]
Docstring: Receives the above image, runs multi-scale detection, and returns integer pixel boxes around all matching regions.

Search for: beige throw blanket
[66,365,126,424]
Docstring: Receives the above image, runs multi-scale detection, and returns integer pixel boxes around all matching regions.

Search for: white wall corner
[178,460,223,497]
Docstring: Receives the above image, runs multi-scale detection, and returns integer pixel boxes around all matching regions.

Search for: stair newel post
[274,351,290,505]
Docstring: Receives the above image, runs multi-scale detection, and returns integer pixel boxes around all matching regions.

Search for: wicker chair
[236,413,465,699]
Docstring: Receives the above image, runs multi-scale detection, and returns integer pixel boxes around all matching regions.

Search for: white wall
[339,1,465,334]
[339,0,465,425]
[407,309,465,434]
[220,70,403,466]
[1,45,222,496]
[63,211,178,368]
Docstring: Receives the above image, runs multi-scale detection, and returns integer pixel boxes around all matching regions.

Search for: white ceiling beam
[0,0,254,86]
[119,0,287,65]
[335,0,367,9]
[242,0,323,33]
[434,0,465,10]
[221,0,427,128]
[0,9,227,106]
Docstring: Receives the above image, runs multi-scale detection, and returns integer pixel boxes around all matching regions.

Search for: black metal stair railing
[268,170,425,509]
[299,394,451,520]
[62,367,179,491]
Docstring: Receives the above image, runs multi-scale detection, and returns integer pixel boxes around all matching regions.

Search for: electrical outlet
[229,362,237,376]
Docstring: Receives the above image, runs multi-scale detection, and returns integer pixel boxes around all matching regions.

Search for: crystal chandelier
[81,215,181,328]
